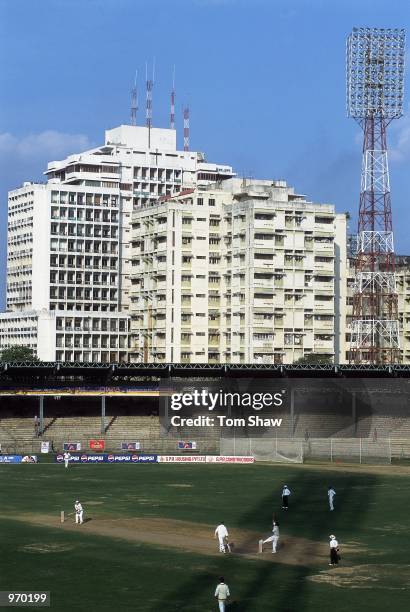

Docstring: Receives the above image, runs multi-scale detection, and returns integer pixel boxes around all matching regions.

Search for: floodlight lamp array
[346,27,405,119]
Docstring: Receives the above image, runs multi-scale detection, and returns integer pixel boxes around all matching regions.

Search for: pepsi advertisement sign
[55,454,157,464]
[106,454,157,463]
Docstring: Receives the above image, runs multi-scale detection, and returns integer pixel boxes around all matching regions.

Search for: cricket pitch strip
[3,513,365,567]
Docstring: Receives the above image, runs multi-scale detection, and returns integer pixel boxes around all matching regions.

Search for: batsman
[75,500,84,525]
[214,522,231,553]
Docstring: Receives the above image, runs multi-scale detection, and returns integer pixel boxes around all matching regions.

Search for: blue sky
[1,0,410,308]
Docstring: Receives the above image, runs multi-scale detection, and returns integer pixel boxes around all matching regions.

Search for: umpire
[329,534,340,566]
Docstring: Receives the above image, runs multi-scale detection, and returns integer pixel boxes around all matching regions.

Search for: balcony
[314,242,334,255]
[314,302,334,312]
[253,319,274,329]
[253,261,275,271]
[65,169,120,182]
[314,320,334,330]
[253,301,274,309]
[314,261,334,272]
[253,240,275,249]
[314,223,334,233]
[314,340,334,350]
[154,320,167,330]
[153,339,167,349]
[154,261,168,272]
[253,339,274,349]
[254,281,274,291]
[313,282,334,293]
[134,190,151,198]
[254,220,275,230]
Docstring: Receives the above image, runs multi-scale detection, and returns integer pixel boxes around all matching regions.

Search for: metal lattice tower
[183,105,190,151]
[130,70,138,126]
[346,27,406,364]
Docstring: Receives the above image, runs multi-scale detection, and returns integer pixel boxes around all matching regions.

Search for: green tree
[293,353,333,365]
[0,346,40,363]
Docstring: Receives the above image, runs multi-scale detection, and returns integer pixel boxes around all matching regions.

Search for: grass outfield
[0,462,409,611]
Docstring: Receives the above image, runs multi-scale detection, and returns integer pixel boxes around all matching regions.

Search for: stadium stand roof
[0,362,410,381]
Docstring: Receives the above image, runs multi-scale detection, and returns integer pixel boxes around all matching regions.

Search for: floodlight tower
[346,27,406,364]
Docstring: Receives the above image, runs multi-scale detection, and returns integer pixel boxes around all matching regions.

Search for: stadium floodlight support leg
[290,389,295,437]
[349,117,400,364]
[163,366,171,436]
[352,392,357,435]
[101,396,106,435]
[39,396,44,436]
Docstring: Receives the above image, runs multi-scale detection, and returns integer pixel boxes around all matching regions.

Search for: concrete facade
[0,125,233,361]
[130,179,348,364]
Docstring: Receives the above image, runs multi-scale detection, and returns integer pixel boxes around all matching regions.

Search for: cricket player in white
[214,522,229,553]
[260,521,280,553]
[75,500,84,524]
[214,577,230,612]
[63,452,71,469]
[328,486,336,511]
[329,534,339,565]
[282,485,291,509]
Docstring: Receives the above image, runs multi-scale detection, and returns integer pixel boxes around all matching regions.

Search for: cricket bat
[258,539,263,553]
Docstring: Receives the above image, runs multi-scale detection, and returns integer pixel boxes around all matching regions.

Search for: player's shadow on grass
[148,469,378,611]
[228,469,378,612]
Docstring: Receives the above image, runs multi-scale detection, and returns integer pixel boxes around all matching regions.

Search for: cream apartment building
[130,179,347,364]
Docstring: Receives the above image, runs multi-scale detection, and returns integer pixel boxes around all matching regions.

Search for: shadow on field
[149,469,378,612]
[237,470,378,612]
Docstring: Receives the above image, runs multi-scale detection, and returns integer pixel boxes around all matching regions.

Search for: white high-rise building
[0,124,234,361]
[130,179,348,364]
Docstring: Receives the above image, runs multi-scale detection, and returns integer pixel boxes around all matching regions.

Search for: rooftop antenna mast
[130,70,138,126]
[146,59,155,147]
[346,27,406,364]
[183,104,190,151]
[170,66,176,130]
